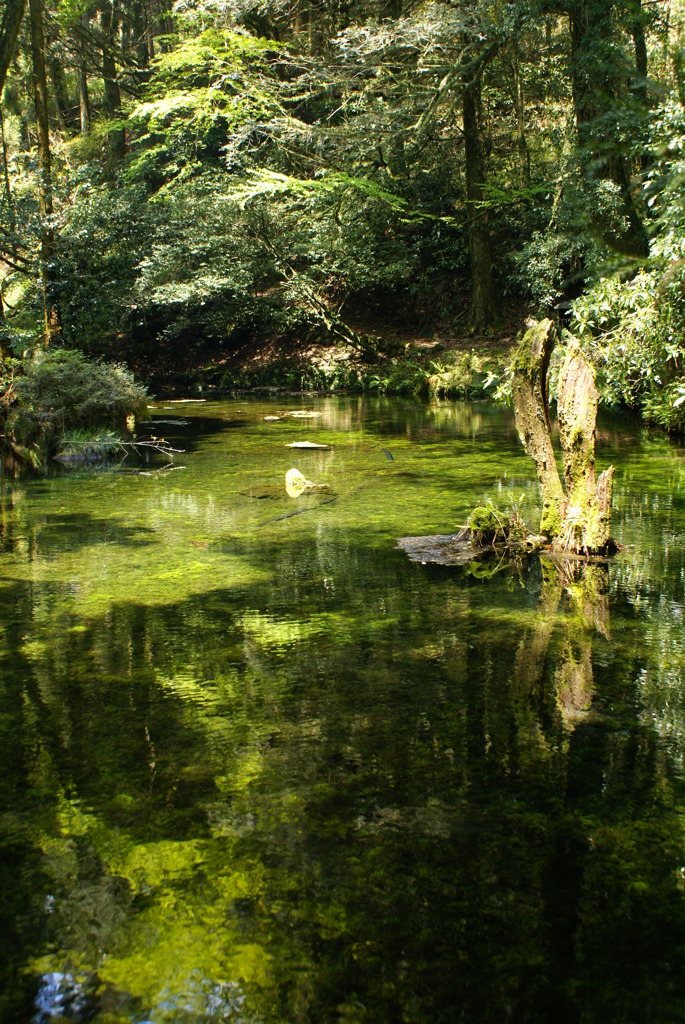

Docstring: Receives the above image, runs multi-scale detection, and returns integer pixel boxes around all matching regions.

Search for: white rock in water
[285,441,330,449]
[284,469,330,497]
[288,410,323,418]
[264,415,282,421]
[285,468,312,497]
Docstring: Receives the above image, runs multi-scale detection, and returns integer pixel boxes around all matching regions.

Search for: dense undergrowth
[208,345,492,399]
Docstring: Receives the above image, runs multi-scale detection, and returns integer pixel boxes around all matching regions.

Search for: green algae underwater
[1,396,685,1024]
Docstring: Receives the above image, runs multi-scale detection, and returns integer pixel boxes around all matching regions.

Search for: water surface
[1,397,685,1023]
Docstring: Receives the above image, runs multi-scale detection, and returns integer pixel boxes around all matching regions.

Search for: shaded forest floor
[123,294,532,398]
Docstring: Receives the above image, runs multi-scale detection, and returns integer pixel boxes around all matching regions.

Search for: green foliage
[55,176,155,346]
[367,361,425,396]
[571,273,667,402]
[127,30,281,187]
[6,349,149,459]
[217,354,367,392]
[568,99,685,431]
[508,222,606,313]
[233,169,412,214]
[425,350,486,398]
[55,169,277,351]
[0,0,682,428]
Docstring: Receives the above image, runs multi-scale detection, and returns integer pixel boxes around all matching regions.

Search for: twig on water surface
[55,434,185,464]
[259,495,339,526]
[123,437,185,458]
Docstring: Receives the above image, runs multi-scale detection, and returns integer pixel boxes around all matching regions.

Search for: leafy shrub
[563,99,685,431]
[55,176,155,349]
[571,273,665,405]
[6,349,149,459]
[505,175,607,314]
[569,240,685,431]
[508,229,598,312]
[366,362,425,396]
[641,380,685,431]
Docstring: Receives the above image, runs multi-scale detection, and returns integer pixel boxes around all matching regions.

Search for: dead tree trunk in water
[555,338,615,553]
[511,319,615,555]
[510,319,565,538]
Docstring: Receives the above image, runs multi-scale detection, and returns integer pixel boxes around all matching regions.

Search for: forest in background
[1,0,685,436]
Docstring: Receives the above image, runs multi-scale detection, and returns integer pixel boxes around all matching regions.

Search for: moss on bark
[510,320,615,555]
[510,319,566,540]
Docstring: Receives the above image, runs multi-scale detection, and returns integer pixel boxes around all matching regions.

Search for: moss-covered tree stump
[511,319,615,556]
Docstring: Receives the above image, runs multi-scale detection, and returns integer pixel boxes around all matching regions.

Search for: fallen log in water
[398,526,548,567]
[397,532,478,566]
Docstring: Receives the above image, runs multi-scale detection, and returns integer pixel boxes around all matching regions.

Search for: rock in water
[285,468,313,497]
[285,468,329,497]
[286,441,330,449]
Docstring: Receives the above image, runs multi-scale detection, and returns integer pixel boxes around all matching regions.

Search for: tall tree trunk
[48,52,71,129]
[569,0,649,256]
[28,0,59,342]
[544,14,553,78]
[0,284,12,361]
[1,105,15,233]
[78,62,90,135]
[77,13,90,136]
[0,0,26,96]
[101,0,125,166]
[132,1,150,85]
[631,0,648,104]
[462,72,498,331]
[630,0,650,171]
[511,37,530,185]
[670,1,685,106]
[156,13,174,53]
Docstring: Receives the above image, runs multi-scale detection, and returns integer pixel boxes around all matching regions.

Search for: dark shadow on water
[2,527,685,1023]
[29,512,157,554]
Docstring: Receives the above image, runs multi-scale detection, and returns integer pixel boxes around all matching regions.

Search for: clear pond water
[1,396,685,1023]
